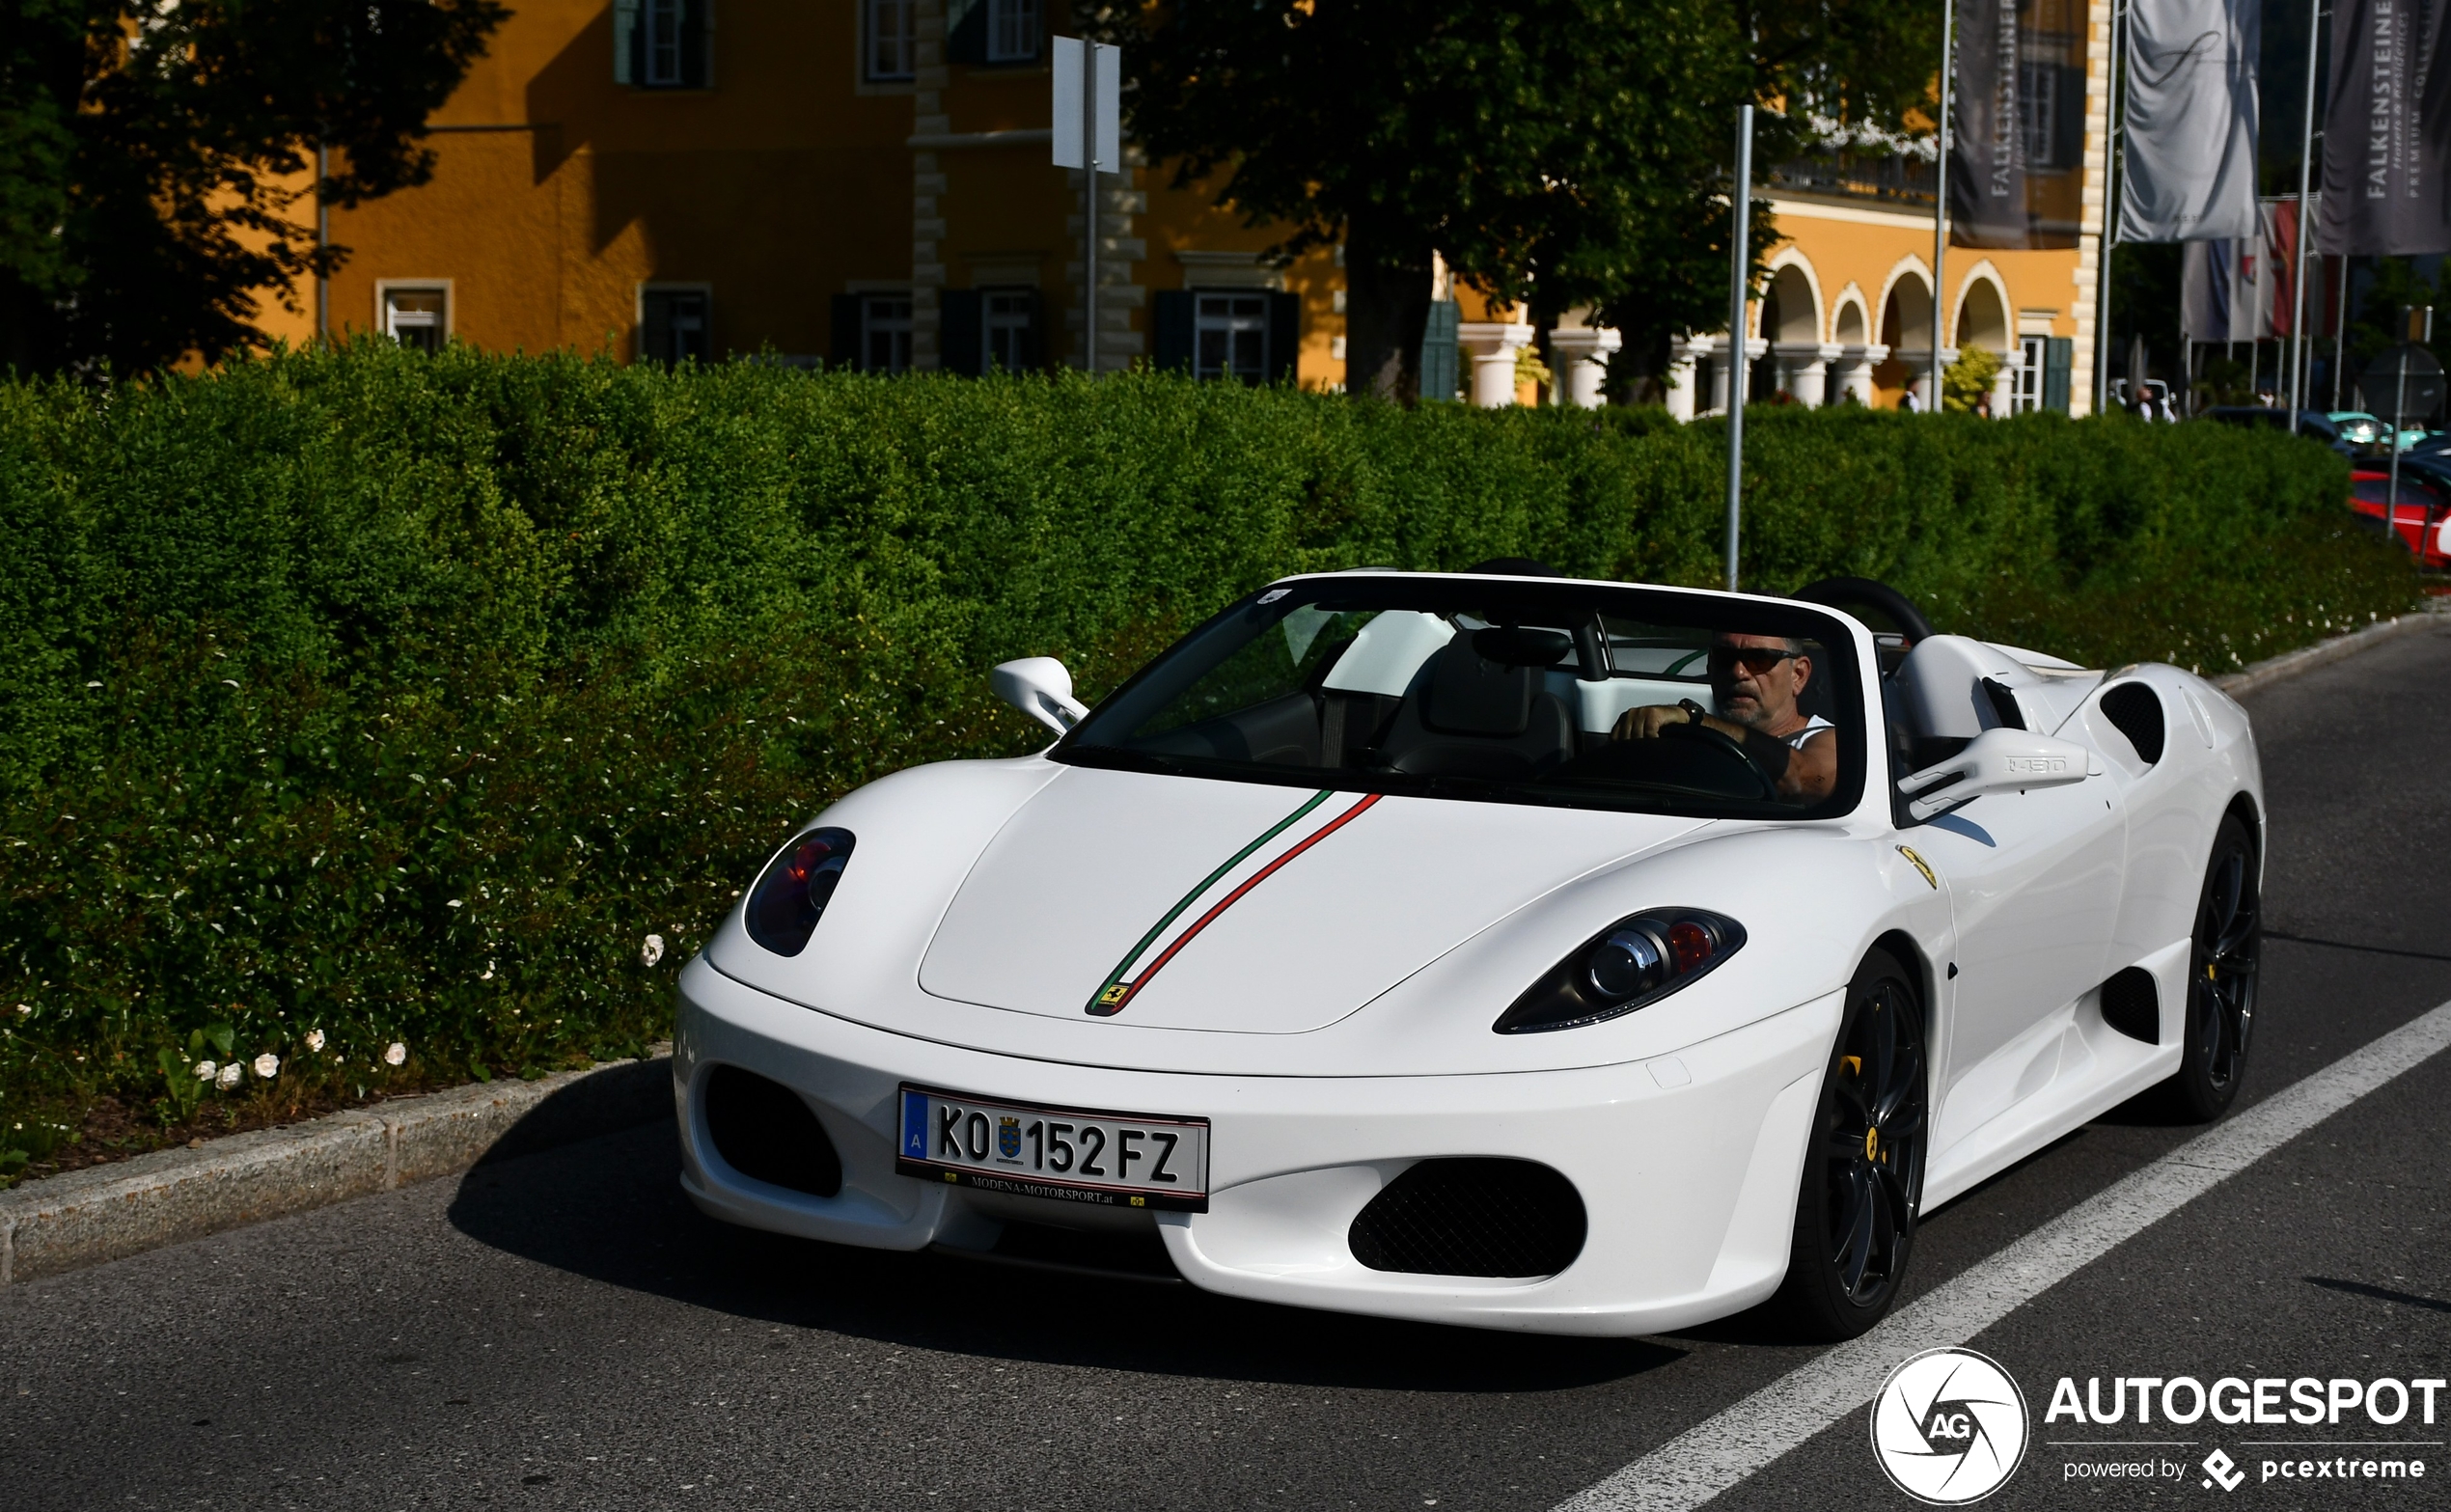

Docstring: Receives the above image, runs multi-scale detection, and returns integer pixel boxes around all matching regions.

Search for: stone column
[1774,343,1841,406]
[1702,336,1770,414]
[1827,344,1886,405]
[1665,339,1707,422]
[1990,351,2020,417]
[1548,327,1622,408]
[1458,320,1535,407]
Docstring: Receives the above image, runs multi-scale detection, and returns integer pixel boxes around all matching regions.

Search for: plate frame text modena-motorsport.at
[895,1085,1212,1212]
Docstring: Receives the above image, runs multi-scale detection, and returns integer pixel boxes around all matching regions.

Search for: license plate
[895,1085,1209,1213]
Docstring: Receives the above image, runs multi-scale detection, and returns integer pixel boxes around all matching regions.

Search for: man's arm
[1780,729,1838,801]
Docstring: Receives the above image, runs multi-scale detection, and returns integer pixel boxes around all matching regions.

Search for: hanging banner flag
[1951,0,2028,246]
[2117,0,2261,241]
[2182,239,2241,341]
[2179,199,2310,343]
[2317,0,2451,254]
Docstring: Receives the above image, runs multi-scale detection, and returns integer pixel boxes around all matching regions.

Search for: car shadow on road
[446,1117,1683,1395]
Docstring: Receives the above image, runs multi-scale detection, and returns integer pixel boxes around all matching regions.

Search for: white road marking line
[1554,996,2451,1512]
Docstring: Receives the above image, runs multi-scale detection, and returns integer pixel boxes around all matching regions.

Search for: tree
[1101,0,1942,401]
[0,0,507,376]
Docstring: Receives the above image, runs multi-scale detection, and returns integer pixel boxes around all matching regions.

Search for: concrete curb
[2211,598,2451,699]
[0,1049,671,1286]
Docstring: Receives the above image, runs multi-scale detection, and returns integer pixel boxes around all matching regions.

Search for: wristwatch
[1678,698,1710,729]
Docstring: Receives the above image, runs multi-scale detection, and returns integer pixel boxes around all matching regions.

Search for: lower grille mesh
[702,1064,843,1197]
[1348,1158,1587,1278]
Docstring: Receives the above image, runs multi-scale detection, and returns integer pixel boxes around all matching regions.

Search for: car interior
[1109,575,2124,812]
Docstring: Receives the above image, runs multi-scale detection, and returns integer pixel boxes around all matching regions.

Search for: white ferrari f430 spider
[672,568,2262,1339]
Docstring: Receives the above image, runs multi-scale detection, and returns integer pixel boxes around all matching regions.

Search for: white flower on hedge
[216,1062,243,1090]
[642,934,667,968]
[253,1053,280,1079]
[384,1041,407,1066]
[194,1059,217,1081]
[304,1029,325,1052]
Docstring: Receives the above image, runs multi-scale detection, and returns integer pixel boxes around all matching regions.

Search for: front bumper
[673,955,1840,1336]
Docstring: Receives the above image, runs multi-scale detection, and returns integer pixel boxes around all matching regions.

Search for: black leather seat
[1378,639,1577,780]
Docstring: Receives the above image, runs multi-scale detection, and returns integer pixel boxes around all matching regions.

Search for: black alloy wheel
[1772,948,1929,1341]
[2162,814,2260,1121]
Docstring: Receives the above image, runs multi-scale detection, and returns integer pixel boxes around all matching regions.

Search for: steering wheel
[1661,718,1778,801]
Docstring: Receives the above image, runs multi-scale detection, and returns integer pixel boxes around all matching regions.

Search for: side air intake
[2099,967,2160,1044]
[1347,1158,1587,1278]
[702,1064,843,1197]
[2100,683,2165,764]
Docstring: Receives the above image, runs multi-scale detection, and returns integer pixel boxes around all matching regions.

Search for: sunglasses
[1710,646,1803,674]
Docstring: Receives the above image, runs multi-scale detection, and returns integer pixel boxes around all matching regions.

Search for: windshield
[1056,576,1866,819]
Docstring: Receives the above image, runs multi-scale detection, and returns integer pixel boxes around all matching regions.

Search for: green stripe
[1087,788,1334,1012]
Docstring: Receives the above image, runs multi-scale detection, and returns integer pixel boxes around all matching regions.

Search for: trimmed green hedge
[0,344,2415,1138]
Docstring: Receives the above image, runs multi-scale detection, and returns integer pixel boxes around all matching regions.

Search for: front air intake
[702,1064,843,1197]
[1347,1158,1587,1278]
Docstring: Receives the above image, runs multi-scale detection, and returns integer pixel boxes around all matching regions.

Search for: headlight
[1493,908,1746,1033]
[744,827,856,956]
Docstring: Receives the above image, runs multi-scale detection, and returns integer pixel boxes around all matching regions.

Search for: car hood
[915,765,1711,1033]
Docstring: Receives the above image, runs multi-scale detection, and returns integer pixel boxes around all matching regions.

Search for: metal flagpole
[2094,0,2125,416]
[1725,103,1753,592]
[2332,255,2350,408]
[2287,0,2321,429]
[1931,0,1956,414]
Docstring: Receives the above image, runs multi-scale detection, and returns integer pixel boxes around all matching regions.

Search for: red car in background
[2351,463,2451,568]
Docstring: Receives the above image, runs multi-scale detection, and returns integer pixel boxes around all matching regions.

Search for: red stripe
[1106,792,1382,1015]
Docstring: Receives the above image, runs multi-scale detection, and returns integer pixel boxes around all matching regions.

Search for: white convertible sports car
[672,566,2262,1339]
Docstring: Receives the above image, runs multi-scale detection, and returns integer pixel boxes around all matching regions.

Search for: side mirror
[991,657,1088,736]
[1897,727,2102,821]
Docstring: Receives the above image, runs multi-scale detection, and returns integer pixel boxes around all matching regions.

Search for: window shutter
[830,294,863,370]
[1153,290,1194,372]
[1019,289,1044,371]
[2044,337,2073,414]
[1418,299,1460,401]
[614,0,640,82]
[683,0,712,87]
[946,0,985,64]
[942,290,983,376]
[2053,67,2086,169]
[1267,291,1301,385]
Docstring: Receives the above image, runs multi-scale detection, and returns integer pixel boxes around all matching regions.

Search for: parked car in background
[2350,463,2451,567]
[2204,407,2357,454]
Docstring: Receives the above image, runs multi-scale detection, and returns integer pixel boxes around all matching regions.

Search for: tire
[2159,814,2260,1121]
[1770,947,1929,1342]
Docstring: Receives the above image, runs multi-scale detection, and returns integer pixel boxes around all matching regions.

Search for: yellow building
[293,0,2114,415]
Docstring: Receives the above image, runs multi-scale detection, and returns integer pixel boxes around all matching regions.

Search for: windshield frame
[1049,573,1872,822]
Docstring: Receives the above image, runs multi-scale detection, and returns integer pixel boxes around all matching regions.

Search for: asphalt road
[6,623,2449,1512]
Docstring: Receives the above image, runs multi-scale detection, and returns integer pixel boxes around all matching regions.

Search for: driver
[1611,632,1838,801]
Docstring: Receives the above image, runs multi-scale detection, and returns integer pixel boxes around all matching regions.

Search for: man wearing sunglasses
[1611,633,1838,802]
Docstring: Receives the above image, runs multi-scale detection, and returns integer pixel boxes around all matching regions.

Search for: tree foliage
[1100,0,1944,399]
[0,0,506,376]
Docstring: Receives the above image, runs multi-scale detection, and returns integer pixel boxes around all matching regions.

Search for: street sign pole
[1726,103,1753,592]
[1082,68,1096,374]
[1053,39,1119,374]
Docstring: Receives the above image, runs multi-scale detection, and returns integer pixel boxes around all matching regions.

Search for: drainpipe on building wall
[1725,103,1752,592]
[316,141,329,346]
[2093,0,2125,417]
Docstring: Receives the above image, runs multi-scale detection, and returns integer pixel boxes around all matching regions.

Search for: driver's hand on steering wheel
[1612,704,1722,741]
